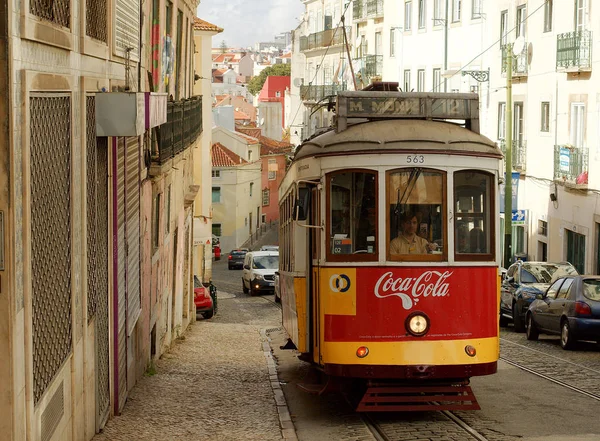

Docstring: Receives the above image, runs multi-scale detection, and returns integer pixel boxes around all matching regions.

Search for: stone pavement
[93,313,296,441]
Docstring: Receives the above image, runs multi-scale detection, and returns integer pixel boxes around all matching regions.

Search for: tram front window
[387,168,445,260]
[328,171,377,256]
[454,171,493,257]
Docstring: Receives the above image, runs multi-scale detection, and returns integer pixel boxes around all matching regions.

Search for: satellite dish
[293,77,304,87]
[513,36,525,55]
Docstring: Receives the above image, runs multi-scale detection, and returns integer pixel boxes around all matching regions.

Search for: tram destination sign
[335,92,479,133]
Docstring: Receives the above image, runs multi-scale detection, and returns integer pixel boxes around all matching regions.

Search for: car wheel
[499,313,509,327]
[202,308,214,319]
[242,279,249,294]
[513,303,525,332]
[228,265,233,270]
[560,319,575,350]
[249,285,257,296]
[526,314,539,341]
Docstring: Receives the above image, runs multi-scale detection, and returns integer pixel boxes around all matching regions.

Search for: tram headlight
[465,345,477,357]
[405,312,430,337]
[356,346,369,358]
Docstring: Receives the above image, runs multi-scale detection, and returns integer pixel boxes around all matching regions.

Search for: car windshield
[522,264,578,284]
[253,256,279,269]
[583,279,600,301]
[231,251,246,256]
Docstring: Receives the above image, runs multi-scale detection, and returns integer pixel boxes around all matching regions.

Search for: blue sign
[511,209,527,225]
[559,147,570,173]
[499,172,520,213]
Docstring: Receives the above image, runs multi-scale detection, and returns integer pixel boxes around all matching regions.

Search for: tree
[220,40,227,53]
[246,64,291,96]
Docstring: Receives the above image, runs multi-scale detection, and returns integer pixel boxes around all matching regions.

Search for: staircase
[241,220,279,251]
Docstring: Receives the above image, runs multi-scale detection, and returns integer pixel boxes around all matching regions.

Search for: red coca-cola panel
[324,266,498,342]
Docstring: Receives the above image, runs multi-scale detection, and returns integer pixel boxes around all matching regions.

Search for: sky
[197,0,304,49]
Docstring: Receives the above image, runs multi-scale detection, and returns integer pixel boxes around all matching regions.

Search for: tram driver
[390,211,438,255]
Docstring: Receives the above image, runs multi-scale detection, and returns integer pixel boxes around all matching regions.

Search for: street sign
[511,209,527,225]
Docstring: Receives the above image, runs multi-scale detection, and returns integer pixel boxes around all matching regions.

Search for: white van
[242,251,279,296]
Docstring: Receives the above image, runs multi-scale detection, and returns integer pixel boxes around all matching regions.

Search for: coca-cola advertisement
[324,267,498,342]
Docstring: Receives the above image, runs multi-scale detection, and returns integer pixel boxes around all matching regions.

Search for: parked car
[526,275,600,349]
[260,245,279,252]
[228,249,248,270]
[500,261,578,332]
[274,271,280,303]
[242,251,279,296]
[194,276,214,319]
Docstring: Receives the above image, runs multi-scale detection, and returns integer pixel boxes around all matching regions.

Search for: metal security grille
[86,0,107,42]
[30,0,70,28]
[115,0,140,58]
[125,137,141,335]
[85,96,110,426]
[30,94,72,404]
[116,138,127,412]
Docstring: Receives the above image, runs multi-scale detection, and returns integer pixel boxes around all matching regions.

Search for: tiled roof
[234,110,250,120]
[212,68,227,76]
[236,127,262,139]
[259,136,293,155]
[235,131,260,143]
[212,142,248,167]
[193,18,223,33]
[213,53,242,63]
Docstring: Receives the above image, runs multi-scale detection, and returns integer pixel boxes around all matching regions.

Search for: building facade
[0,0,209,440]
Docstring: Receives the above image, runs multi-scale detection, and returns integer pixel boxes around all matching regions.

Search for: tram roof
[293,119,502,162]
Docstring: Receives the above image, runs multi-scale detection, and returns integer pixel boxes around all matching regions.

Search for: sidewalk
[93,308,296,441]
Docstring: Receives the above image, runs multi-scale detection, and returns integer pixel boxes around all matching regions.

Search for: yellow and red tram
[278,87,502,411]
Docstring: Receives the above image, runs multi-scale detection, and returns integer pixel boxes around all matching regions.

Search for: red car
[194,276,214,319]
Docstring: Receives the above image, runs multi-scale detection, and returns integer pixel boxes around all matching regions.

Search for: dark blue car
[500,261,578,332]
[526,275,600,349]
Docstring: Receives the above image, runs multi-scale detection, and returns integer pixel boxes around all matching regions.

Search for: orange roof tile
[259,135,293,155]
[234,110,250,120]
[235,131,260,143]
[236,126,262,139]
[212,143,248,167]
[193,18,223,33]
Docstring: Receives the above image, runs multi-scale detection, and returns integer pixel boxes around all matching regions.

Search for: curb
[261,329,298,441]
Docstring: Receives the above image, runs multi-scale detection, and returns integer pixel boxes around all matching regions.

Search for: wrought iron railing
[30,0,70,28]
[501,43,528,76]
[499,139,527,172]
[300,83,348,102]
[155,96,202,164]
[353,0,384,20]
[299,27,350,51]
[353,54,383,83]
[554,144,589,184]
[556,30,592,70]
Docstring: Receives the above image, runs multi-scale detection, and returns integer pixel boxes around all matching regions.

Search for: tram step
[356,384,480,412]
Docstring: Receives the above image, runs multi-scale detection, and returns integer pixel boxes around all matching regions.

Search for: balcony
[554,144,589,187]
[299,27,350,52]
[153,96,203,165]
[499,139,527,172]
[501,43,528,77]
[354,54,383,84]
[556,30,592,71]
[299,83,347,103]
[353,0,384,21]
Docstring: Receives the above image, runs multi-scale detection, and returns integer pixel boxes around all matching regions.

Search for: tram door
[309,186,322,365]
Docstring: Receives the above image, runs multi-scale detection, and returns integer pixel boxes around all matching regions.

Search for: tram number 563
[406,155,425,164]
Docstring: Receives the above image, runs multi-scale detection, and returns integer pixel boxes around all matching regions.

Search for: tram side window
[454,171,493,257]
[328,171,377,256]
[387,168,444,259]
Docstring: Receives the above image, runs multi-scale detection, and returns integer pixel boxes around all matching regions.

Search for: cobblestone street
[94,290,286,441]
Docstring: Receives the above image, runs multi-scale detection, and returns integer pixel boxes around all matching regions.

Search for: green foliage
[246,63,291,96]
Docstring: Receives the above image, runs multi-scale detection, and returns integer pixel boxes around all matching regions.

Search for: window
[454,171,493,258]
[328,170,377,259]
[498,102,506,140]
[375,31,382,55]
[212,223,222,237]
[557,279,574,300]
[500,10,508,45]
[538,220,548,236]
[417,69,425,92]
[276,91,281,98]
[388,169,445,261]
[434,0,443,21]
[165,184,171,234]
[249,182,254,196]
[514,102,524,144]
[268,158,277,180]
[570,103,585,147]
[261,213,267,224]
[248,150,252,161]
[516,5,526,38]
[541,102,550,132]
[405,1,412,31]
[390,28,396,57]
[432,68,441,92]
[403,69,411,92]
[544,0,553,32]
[212,186,221,203]
[418,0,426,29]
[152,194,161,249]
[212,169,221,178]
[452,0,461,22]
[575,0,588,31]
[472,0,482,18]
[546,279,564,300]
[262,189,270,206]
